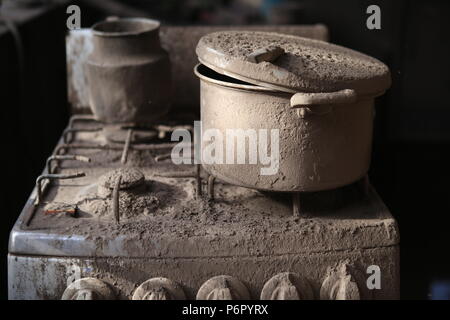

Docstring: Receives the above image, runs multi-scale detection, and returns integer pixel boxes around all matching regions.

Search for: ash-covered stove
[8,115,399,300]
[8,20,399,300]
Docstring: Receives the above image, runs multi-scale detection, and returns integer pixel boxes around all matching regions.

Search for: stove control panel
[8,254,397,299]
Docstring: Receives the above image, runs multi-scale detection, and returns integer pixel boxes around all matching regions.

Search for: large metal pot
[195,31,391,192]
[86,18,171,124]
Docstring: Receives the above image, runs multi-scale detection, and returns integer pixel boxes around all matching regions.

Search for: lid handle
[245,46,285,63]
[290,89,357,107]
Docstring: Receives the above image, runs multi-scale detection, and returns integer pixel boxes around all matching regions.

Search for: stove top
[10,115,398,258]
[8,115,400,300]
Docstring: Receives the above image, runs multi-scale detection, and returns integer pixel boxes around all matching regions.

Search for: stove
[8,21,399,300]
[8,114,399,300]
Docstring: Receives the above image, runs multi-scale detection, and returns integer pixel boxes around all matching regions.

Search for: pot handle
[290,89,357,107]
[290,89,357,118]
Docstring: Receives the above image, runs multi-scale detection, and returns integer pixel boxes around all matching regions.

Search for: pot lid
[196,31,391,95]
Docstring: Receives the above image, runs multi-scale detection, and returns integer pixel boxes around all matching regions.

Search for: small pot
[195,31,391,192]
[86,18,171,124]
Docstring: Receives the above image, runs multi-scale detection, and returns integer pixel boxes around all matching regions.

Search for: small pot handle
[290,89,357,107]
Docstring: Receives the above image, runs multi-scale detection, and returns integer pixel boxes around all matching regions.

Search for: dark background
[1,0,449,299]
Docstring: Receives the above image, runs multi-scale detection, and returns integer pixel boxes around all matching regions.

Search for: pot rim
[91,17,160,37]
[195,64,382,102]
[194,63,282,94]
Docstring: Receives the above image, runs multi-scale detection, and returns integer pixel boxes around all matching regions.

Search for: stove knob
[329,275,360,300]
[196,275,251,300]
[141,288,171,300]
[132,277,186,300]
[260,272,314,300]
[206,287,234,300]
[61,277,115,300]
[320,262,362,300]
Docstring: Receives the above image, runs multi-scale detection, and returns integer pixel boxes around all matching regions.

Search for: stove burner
[98,168,145,192]
[94,167,158,223]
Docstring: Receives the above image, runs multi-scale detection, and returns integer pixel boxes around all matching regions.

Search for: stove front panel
[8,245,399,300]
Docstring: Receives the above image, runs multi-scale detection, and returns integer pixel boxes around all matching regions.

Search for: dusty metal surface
[9,245,399,300]
[10,177,398,258]
[67,24,328,114]
[9,118,397,257]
